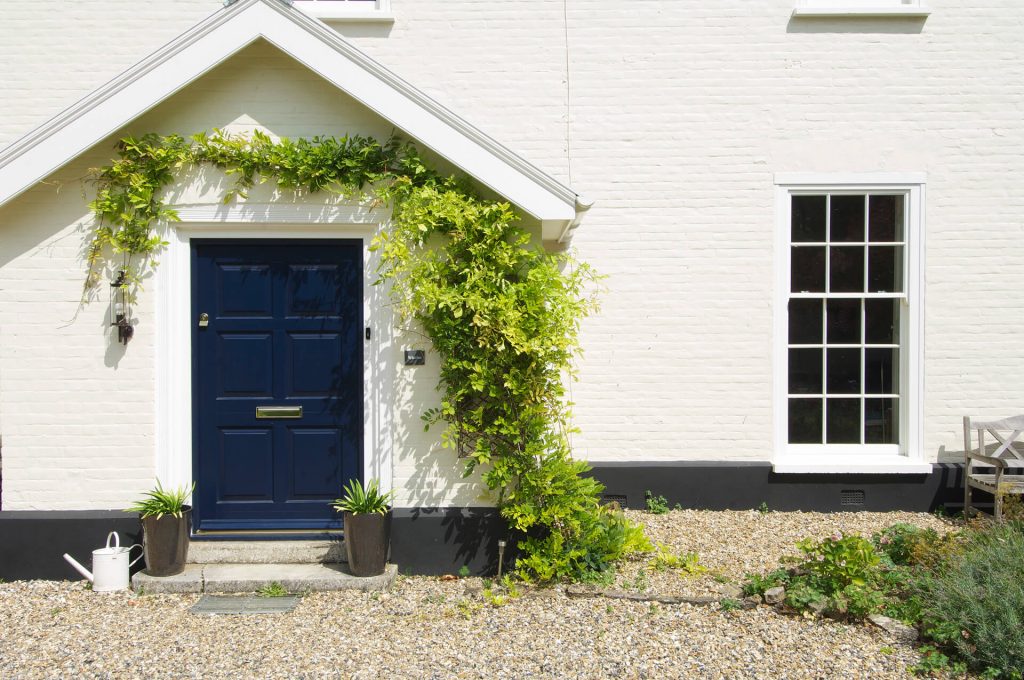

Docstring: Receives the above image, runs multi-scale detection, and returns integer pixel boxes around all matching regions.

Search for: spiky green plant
[331,478,394,515]
[126,479,194,519]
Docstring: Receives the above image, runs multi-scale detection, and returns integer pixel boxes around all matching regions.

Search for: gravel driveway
[0,510,951,679]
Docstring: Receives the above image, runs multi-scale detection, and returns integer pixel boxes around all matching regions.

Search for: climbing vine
[86,130,650,582]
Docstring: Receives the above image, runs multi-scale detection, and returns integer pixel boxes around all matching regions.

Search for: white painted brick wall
[1,0,1023,509]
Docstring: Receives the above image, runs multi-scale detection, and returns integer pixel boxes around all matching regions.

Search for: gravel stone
[763,586,786,605]
[0,510,949,678]
[868,614,920,643]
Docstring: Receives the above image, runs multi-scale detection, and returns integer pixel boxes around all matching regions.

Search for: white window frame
[292,0,394,22]
[792,0,931,18]
[773,173,928,474]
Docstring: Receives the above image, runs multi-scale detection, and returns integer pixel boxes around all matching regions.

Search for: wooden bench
[963,415,1024,521]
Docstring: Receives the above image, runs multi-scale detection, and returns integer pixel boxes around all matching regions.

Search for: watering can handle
[128,544,144,568]
[105,532,120,550]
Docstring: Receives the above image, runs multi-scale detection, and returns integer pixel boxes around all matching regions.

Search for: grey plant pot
[141,507,191,577]
[343,511,391,577]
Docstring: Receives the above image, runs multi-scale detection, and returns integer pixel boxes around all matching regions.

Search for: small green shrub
[457,565,470,578]
[645,491,669,515]
[911,645,966,677]
[745,532,888,618]
[757,502,770,514]
[873,523,936,566]
[921,523,1024,677]
[515,503,651,583]
[794,532,881,590]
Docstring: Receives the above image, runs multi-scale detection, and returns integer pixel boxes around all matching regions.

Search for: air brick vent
[601,494,628,509]
[840,489,866,507]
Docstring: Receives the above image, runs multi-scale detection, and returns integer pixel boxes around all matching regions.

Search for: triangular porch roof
[0,0,588,239]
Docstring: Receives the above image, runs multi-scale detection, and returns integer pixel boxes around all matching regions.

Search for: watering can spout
[63,553,93,583]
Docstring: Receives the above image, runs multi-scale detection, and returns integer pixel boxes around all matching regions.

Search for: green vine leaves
[86,130,648,581]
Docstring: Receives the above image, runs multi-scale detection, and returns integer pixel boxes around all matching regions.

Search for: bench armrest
[967,452,1009,469]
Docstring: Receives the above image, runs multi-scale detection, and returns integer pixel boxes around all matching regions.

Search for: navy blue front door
[191,240,362,531]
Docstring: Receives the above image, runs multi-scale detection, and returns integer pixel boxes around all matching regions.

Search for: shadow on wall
[786,16,926,34]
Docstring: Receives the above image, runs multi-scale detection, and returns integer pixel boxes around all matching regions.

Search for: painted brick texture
[1,1,1023,509]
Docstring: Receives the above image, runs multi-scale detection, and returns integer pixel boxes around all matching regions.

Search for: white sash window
[773,174,927,473]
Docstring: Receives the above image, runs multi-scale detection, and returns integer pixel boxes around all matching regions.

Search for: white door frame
[153,204,395,499]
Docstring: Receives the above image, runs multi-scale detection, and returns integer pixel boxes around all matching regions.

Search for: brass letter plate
[255,406,303,419]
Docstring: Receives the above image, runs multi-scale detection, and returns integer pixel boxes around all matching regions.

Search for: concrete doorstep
[132,563,397,594]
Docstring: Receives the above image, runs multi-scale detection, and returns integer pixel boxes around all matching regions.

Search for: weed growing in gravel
[629,569,650,592]
[257,582,288,598]
[742,568,789,597]
[645,491,669,515]
[651,543,706,576]
[423,592,446,605]
[719,598,740,612]
[757,502,770,514]
[457,565,471,578]
[453,599,481,620]
[879,646,895,656]
[482,576,521,608]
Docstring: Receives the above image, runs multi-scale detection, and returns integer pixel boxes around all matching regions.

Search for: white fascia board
[0,0,579,224]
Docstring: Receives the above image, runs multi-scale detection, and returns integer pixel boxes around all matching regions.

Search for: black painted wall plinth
[0,462,973,582]
[0,511,143,582]
[587,462,967,513]
[390,507,510,576]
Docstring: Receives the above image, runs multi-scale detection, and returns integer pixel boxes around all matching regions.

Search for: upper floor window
[293,0,394,22]
[792,0,931,17]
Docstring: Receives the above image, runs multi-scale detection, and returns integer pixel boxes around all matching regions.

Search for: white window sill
[773,457,933,474]
[792,7,931,17]
[292,2,395,22]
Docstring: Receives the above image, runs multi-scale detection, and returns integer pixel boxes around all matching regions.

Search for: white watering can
[63,532,143,592]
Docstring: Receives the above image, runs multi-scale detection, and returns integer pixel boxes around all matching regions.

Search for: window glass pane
[791,246,826,293]
[865,299,899,345]
[826,398,860,443]
[789,398,823,444]
[869,195,904,242]
[829,246,864,292]
[789,299,823,344]
[865,398,898,444]
[789,348,823,394]
[826,299,860,344]
[792,195,827,242]
[830,195,865,243]
[868,246,903,293]
[865,348,899,394]
[826,348,860,394]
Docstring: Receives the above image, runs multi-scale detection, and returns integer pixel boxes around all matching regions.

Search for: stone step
[188,540,345,564]
[132,563,397,594]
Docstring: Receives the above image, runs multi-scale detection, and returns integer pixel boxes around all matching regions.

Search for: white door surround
[154,203,395,496]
